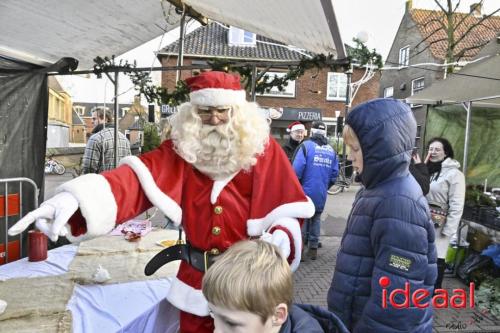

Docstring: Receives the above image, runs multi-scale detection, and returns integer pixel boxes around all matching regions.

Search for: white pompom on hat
[286,121,306,133]
[185,71,246,106]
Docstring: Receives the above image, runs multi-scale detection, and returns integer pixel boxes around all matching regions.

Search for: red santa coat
[60,137,314,316]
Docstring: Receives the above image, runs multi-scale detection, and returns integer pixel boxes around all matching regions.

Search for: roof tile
[411,9,500,61]
[160,22,306,60]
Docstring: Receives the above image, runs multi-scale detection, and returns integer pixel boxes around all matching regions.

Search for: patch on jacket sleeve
[388,254,413,272]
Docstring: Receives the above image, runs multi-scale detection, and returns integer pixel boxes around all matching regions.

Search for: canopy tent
[0,0,346,178]
[180,0,346,58]
[406,54,500,108]
[407,39,500,186]
[0,0,345,70]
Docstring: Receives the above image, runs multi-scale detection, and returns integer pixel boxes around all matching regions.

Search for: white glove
[260,230,291,259]
[8,192,78,242]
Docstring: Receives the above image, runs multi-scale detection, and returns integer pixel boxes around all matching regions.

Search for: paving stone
[292,193,500,332]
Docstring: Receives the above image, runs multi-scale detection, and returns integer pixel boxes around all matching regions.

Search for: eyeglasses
[196,106,232,120]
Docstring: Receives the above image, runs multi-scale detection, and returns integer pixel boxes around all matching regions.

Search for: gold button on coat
[214,206,223,214]
[212,226,221,235]
[210,248,220,255]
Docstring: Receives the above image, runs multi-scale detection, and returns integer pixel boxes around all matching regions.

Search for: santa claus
[9,71,314,332]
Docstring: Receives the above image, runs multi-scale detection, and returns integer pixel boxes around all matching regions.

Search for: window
[399,46,410,67]
[228,26,256,46]
[411,77,425,107]
[120,107,130,118]
[411,77,425,95]
[326,72,348,101]
[258,72,296,98]
[74,106,85,116]
[415,124,422,149]
[383,86,394,98]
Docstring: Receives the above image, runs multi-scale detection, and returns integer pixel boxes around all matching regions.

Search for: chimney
[405,0,413,13]
[470,3,482,17]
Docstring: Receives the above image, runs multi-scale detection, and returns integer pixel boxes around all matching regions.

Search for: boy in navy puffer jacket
[327,99,437,332]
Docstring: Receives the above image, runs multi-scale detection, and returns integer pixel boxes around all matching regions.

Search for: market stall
[0,228,181,332]
[407,37,500,316]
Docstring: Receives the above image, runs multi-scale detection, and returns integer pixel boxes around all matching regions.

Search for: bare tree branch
[451,0,463,14]
[452,9,500,48]
[414,25,447,50]
[411,37,448,59]
[433,0,448,14]
[454,11,473,31]
[454,40,489,61]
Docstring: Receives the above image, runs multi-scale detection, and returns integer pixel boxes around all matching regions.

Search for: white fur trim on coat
[246,196,314,236]
[190,88,246,106]
[270,217,303,272]
[211,173,237,204]
[120,156,182,226]
[57,174,117,243]
[166,277,209,317]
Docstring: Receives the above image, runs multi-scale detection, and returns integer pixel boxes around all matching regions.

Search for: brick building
[157,22,380,142]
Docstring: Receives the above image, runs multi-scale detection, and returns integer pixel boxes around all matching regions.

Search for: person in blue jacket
[202,240,349,333]
[293,121,339,260]
[327,99,437,332]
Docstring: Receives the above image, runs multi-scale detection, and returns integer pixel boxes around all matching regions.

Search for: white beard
[191,124,242,180]
[170,102,270,180]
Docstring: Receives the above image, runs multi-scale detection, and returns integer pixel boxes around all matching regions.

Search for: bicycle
[328,161,356,195]
[44,156,66,175]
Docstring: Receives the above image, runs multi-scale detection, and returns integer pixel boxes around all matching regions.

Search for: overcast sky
[335,0,499,58]
[58,0,499,104]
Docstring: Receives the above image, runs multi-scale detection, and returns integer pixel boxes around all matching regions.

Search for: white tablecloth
[0,245,179,333]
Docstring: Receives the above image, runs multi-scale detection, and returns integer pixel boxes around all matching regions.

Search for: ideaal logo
[379,276,475,309]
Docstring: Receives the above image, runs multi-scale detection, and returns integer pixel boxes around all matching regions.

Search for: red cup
[28,230,48,262]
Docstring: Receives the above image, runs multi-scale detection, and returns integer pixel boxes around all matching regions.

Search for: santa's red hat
[286,121,305,133]
[185,71,246,106]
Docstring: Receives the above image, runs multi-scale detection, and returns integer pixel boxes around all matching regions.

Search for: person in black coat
[282,121,306,162]
[410,150,430,195]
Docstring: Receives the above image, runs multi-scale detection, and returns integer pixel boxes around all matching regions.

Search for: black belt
[144,243,219,276]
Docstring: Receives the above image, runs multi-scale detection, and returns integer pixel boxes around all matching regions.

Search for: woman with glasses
[425,137,465,290]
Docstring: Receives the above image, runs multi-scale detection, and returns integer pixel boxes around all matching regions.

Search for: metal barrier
[0,177,39,264]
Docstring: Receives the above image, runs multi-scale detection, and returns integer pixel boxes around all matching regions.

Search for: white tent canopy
[0,0,345,70]
[183,0,345,58]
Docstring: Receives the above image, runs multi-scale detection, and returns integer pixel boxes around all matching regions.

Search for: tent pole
[251,65,257,102]
[113,70,119,168]
[462,101,472,176]
[175,8,187,83]
[342,66,353,166]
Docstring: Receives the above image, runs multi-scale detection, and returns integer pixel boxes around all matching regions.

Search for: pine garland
[92,39,382,106]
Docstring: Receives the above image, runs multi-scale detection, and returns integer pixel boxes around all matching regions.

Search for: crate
[469,229,492,252]
[462,205,480,221]
[479,207,500,230]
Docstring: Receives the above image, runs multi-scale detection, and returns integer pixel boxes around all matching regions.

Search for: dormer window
[228,26,256,46]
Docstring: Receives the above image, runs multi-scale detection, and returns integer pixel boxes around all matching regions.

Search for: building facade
[47,77,72,148]
[157,22,380,144]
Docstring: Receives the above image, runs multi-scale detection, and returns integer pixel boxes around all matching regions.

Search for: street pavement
[44,172,500,332]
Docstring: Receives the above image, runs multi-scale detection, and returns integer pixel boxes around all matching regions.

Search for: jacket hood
[310,134,328,146]
[442,157,461,170]
[346,98,416,189]
[293,304,349,333]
